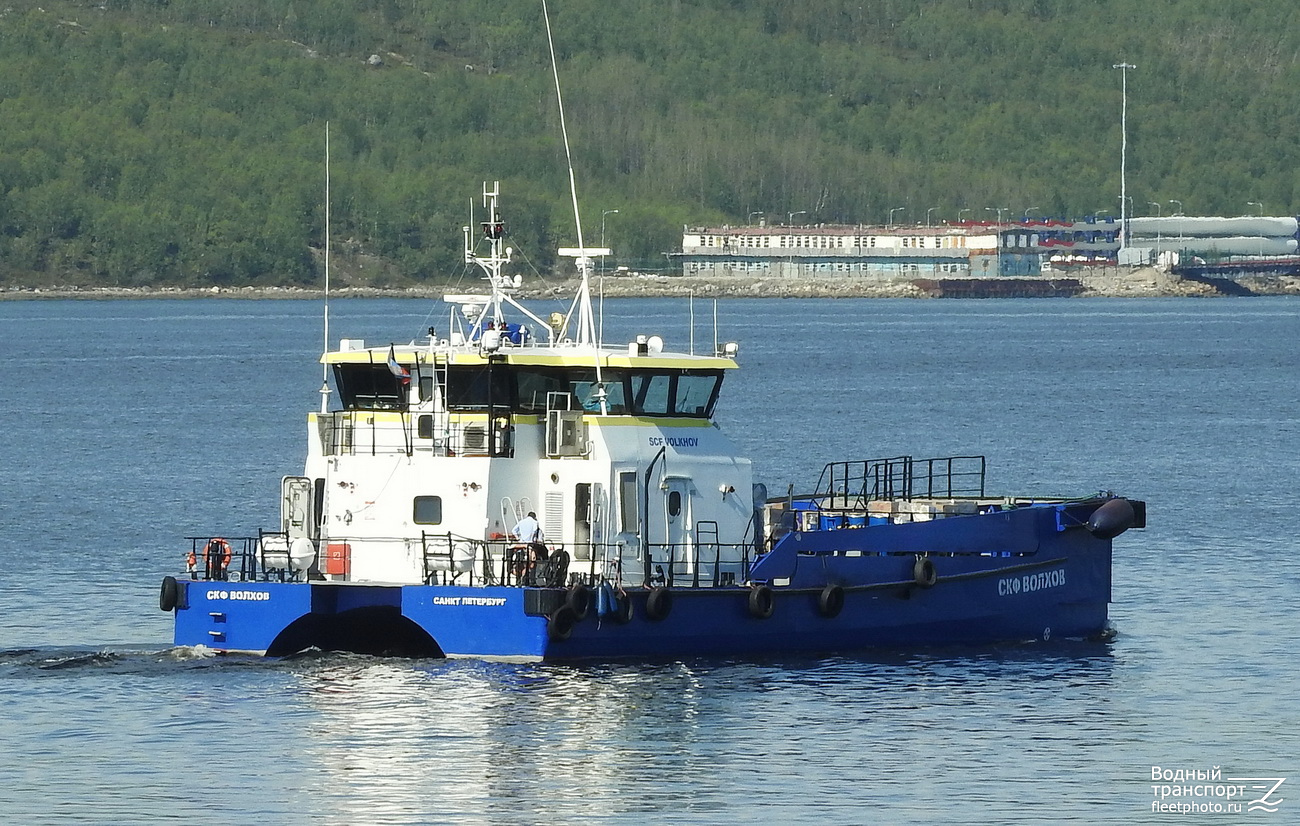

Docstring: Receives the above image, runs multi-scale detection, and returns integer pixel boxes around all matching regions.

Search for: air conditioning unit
[462,423,488,454]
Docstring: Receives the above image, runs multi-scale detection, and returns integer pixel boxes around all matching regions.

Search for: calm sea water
[1,296,1296,825]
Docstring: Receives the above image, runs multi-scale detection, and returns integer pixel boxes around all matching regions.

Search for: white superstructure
[283,184,753,591]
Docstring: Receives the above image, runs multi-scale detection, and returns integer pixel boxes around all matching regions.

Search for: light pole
[788,210,807,225]
[1024,207,1040,220]
[957,208,971,223]
[888,207,905,228]
[601,209,618,274]
[926,207,938,227]
[1148,201,1161,217]
[1247,200,1264,217]
[1148,202,1162,252]
[748,211,764,225]
[1168,199,1182,216]
[985,207,1006,224]
[1113,62,1136,250]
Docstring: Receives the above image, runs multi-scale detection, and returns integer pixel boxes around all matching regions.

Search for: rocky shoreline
[2,267,1298,300]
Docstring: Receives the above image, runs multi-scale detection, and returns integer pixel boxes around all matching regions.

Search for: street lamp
[1148,201,1161,217]
[957,208,972,223]
[926,207,938,227]
[748,211,764,225]
[601,209,619,274]
[788,210,807,225]
[1247,200,1264,217]
[1113,62,1136,250]
[888,207,905,227]
[985,207,1006,224]
[1024,207,1040,220]
[1168,199,1182,216]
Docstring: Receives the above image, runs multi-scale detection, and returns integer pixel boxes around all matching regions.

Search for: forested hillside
[2,0,1299,287]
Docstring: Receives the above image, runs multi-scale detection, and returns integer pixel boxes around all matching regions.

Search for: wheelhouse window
[674,373,721,416]
[630,373,672,415]
[428,365,720,418]
[413,496,442,525]
[515,369,567,412]
[334,364,406,410]
[445,365,512,410]
[569,369,627,413]
[629,370,723,418]
[502,367,629,414]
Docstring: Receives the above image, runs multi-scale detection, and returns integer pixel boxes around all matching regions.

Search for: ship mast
[459,181,552,342]
[542,0,609,412]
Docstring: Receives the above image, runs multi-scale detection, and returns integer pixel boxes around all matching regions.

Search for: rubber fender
[645,586,673,621]
[1087,498,1136,540]
[566,583,592,621]
[547,606,577,642]
[913,556,937,588]
[817,584,845,618]
[613,592,634,624]
[748,585,775,619]
[159,576,180,612]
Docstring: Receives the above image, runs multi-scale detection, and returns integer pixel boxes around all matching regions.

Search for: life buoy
[204,538,233,579]
[817,584,844,618]
[547,606,576,642]
[612,591,634,624]
[566,583,591,621]
[645,586,673,621]
[913,556,937,588]
[748,585,775,619]
[159,576,180,612]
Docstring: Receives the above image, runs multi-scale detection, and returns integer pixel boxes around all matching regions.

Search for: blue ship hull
[169,500,1129,661]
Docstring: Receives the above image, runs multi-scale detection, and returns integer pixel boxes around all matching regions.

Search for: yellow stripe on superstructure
[586,417,715,428]
[308,411,711,427]
[322,349,737,370]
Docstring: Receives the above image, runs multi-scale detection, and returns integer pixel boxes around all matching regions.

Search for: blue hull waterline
[166,494,1140,660]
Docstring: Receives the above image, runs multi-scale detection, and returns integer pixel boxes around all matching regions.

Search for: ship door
[664,476,694,573]
[282,476,315,539]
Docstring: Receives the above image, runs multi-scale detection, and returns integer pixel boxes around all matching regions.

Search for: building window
[413,496,442,525]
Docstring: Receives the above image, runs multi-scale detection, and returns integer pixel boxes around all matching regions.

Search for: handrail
[178,534,757,589]
[811,455,986,508]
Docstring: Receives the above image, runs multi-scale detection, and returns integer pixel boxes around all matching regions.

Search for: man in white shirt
[510,512,546,582]
[512,511,542,544]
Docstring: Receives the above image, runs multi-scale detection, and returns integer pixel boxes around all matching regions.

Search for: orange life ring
[205,538,233,570]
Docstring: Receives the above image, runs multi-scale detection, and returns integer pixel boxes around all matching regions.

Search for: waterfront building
[674,219,1121,280]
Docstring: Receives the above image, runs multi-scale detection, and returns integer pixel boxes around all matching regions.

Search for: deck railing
[178,533,757,590]
[811,455,987,510]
